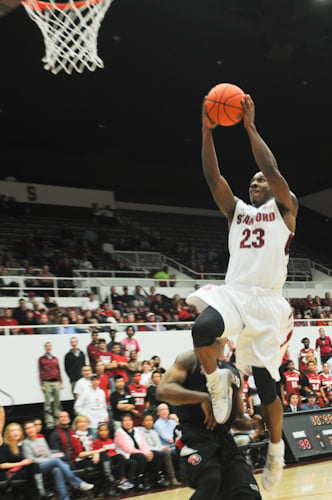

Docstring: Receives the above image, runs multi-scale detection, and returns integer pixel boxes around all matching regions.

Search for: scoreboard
[283,408,332,462]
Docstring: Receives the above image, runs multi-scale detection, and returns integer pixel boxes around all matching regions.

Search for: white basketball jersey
[226,198,293,290]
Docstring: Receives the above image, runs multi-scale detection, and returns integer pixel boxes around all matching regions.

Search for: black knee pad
[192,306,225,347]
[252,367,277,405]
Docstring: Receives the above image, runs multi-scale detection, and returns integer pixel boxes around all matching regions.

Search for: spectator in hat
[301,392,320,411]
[144,313,167,332]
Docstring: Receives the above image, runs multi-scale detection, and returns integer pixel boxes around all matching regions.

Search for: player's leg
[192,306,232,423]
[252,366,284,491]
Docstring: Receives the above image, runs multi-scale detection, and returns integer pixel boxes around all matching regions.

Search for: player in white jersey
[186,94,298,491]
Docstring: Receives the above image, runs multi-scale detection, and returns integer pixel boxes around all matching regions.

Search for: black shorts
[182,431,261,499]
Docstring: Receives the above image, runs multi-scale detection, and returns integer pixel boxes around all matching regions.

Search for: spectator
[298,337,317,374]
[150,355,166,375]
[12,298,29,324]
[300,392,321,411]
[325,387,332,407]
[315,327,332,364]
[140,360,153,387]
[127,350,142,383]
[114,413,165,491]
[144,312,167,332]
[20,309,38,334]
[106,328,118,352]
[145,371,165,417]
[302,294,322,318]
[319,362,332,405]
[0,422,39,499]
[87,331,100,371]
[95,360,111,411]
[74,374,109,439]
[121,326,141,361]
[302,360,324,407]
[0,307,20,335]
[64,337,87,393]
[48,411,75,464]
[37,312,57,335]
[110,375,137,432]
[81,292,100,313]
[119,286,136,307]
[70,416,118,497]
[128,371,148,426]
[42,294,59,314]
[153,403,177,450]
[38,341,63,430]
[279,360,302,406]
[124,312,138,331]
[37,264,55,291]
[22,420,94,497]
[73,365,93,400]
[283,393,302,413]
[55,315,77,335]
[93,422,135,492]
[322,291,332,312]
[139,414,181,487]
[33,419,45,438]
[153,266,171,287]
[75,315,90,333]
[0,266,19,296]
[110,286,125,314]
[110,342,129,383]
[132,285,150,307]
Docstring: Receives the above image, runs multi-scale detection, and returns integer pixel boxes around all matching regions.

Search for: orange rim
[22,0,106,10]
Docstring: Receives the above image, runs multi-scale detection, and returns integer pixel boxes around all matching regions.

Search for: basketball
[205,83,245,127]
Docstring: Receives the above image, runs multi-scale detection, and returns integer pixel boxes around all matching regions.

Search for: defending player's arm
[157,350,216,430]
[201,100,237,223]
[242,95,298,226]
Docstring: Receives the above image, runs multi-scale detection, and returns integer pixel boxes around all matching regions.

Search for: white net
[22,0,114,75]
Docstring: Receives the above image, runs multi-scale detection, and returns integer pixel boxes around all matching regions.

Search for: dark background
[0,1,331,246]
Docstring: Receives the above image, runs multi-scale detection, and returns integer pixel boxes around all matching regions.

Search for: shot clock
[283,408,332,462]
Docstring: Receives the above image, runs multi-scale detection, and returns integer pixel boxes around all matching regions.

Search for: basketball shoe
[207,368,233,424]
[261,440,285,491]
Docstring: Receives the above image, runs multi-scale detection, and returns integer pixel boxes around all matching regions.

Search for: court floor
[128,459,332,500]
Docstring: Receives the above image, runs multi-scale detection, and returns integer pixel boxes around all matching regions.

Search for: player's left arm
[242,95,298,231]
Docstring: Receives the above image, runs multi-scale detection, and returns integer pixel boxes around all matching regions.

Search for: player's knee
[191,306,225,347]
[252,366,277,405]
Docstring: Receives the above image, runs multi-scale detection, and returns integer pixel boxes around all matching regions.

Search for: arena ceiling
[0,0,332,215]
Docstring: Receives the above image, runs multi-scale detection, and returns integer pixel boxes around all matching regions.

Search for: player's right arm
[202,100,237,224]
[157,350,216,430]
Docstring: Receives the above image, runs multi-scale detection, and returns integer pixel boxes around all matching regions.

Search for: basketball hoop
[22,0,114,74]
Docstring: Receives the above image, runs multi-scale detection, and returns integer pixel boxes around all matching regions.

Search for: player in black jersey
[157,341,262,500]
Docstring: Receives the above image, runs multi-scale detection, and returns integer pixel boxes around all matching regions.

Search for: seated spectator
[23,265,40,289]
[0,266,19,296]
[56,315,77,335]
[124,313,138,331]
[119,286,136,307]
[70,416,118,496]
[48,411,75,464]
[132,285,150,307]
[75,315,90,333]
[0,422,40,500]
[93,422,135,492]
[12,298,29,324]
[322,291,332,312]
[153,266,171,287]
[121,326,141,361]
[114,413,165,491]
[81,292,100,313]
[22,420,94,498]
[153,404,177,451]
[42,294,59,313]
[303,294,322,319]
[37,264,55,291]
[139,414,181,487]
[143,312,167,332]
[283,393,302,413]
[0,307,20,335]
[74,374,109,439]
[301,392,321,411]
[110,286,126,314]
[20,309,38,334]
[37,312,57,335]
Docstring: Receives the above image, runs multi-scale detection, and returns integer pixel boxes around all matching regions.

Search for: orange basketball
[205,83,245,127]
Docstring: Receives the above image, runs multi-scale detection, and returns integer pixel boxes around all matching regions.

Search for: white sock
[206,369,219,386]
[269,440,283,456]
